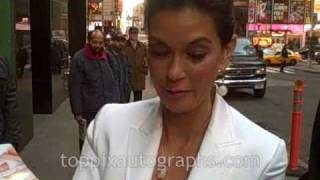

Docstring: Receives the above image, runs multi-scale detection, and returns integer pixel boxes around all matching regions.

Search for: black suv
[216,38,267,98]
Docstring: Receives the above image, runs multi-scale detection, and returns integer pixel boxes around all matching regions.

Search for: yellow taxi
[263,48,302,66]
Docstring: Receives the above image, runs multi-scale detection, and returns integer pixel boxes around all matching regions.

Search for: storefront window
[15,0,34,148]
[51,0,69,109]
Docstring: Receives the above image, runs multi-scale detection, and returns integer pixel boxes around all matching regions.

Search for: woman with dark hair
[73,0,288,179]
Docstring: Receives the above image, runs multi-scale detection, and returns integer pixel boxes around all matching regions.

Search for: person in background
[51,41,62,74]
[272,39,283,52]
[16,46,28,79]
[108,33,132,103]
[254,44,263,59]
[280,44,288,72]
[0,56,20,151]
[123,27,148,101]
[69,30,120,150]
[306,99,320,180]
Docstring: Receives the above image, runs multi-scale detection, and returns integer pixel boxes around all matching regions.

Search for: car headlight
[256,67,266,75]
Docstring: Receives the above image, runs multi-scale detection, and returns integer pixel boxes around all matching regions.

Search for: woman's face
[148,7,236,113]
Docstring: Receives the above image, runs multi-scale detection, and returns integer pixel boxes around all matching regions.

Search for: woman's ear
[219,34,237,70]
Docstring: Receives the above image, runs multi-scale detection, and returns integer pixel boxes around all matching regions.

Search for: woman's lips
[160,87,192,99]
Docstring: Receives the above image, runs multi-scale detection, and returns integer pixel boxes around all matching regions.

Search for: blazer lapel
[188,95,241,180]
[125,95,241,180]
[126,100,163,180]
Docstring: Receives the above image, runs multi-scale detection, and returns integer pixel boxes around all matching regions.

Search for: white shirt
[73,94,288,180]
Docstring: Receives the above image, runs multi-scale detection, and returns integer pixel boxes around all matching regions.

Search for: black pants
[17,62,26,78]
[133,90,143,101]
[79,112,96,151]
[280,59,286,72]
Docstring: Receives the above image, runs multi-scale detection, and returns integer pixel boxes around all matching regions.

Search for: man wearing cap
[123,27,148,101]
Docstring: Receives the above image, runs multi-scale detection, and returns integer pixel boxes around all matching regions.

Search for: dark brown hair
[145,0,235,46]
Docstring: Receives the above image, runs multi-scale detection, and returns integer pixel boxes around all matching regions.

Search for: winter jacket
[69,48,120,116]
[0,56,20,149]
[123,41,148,91]
[107,48,132,103]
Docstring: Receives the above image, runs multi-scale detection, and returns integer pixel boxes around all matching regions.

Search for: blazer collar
[135,95,239,144]
[188,95,241,180]
[126,99,162,180]
[126,95,241,180]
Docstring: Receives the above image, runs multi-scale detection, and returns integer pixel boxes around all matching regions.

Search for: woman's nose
[167,54,186,82]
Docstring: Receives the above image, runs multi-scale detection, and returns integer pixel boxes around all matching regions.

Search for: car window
[233,38,257,56]
[263,48,276,55]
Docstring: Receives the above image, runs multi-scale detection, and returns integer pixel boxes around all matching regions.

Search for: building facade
[246,0,315,49]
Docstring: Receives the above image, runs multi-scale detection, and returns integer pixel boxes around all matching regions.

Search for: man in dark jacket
[298,99,320,180]
[280,44,288,72]
[16,46,28,78]
[108,34,132,103]
[307,99,320,179]
[69,30,120,149]
[0,56,20,150]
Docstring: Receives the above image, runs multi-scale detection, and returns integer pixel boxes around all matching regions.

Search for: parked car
[315,54,320,64]
[297,47,309,59]
[215,38,267,98]
[263,48,302,66]
[298,44,320,61]
[313,44,320,64]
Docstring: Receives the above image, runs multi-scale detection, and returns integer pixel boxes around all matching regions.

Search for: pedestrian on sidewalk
[0,56,21,151]
[69,30,120,150]
[123,27,148,101]
[280,44,288,72]
[108,33,132,103]
[16,45,28,78]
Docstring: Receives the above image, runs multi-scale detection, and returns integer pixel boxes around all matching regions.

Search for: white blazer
[73,95,288,180]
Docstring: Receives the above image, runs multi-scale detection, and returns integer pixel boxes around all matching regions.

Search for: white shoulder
[229,105,282,143]
[90,98,160,138]
[226,103,288,177]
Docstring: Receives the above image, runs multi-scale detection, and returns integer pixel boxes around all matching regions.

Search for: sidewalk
[19,76,157,180]
[20,100,78,180]
[291,60,320,73]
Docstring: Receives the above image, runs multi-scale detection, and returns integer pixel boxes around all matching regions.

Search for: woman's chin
[160,98,194,114]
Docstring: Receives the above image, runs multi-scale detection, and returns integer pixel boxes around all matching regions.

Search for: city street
[225,65,319,165]
[144,63,320,165]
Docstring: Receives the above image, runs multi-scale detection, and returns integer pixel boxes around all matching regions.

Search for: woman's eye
[187,52,207,60]
[149,46,171,57]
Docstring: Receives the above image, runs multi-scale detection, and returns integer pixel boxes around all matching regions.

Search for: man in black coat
[69,30,120,149]
[307,99,320,179]
[280,44,288,72]
[16,46,28,78]
[0,56,20,150]
[298,99,320,180]
[108,34,132,103]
